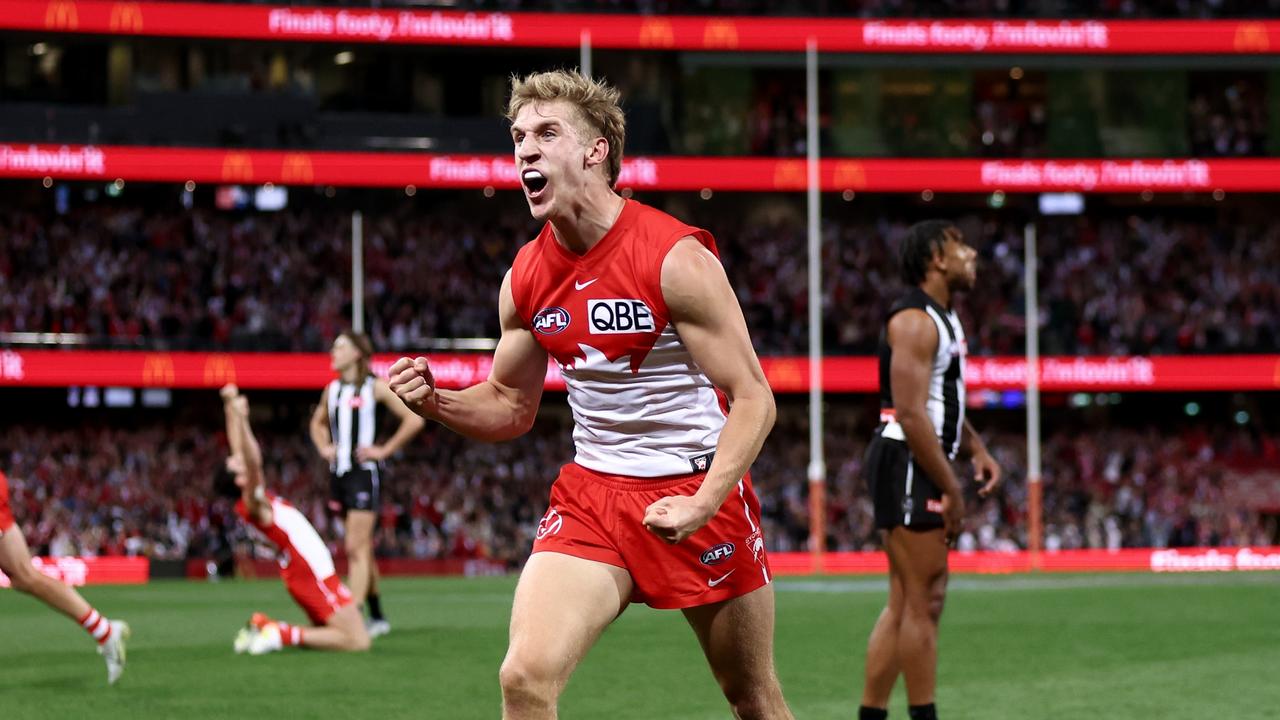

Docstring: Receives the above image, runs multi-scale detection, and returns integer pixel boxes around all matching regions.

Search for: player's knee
[498,655,560,704]
[927,590,946,622]
[905,591,943,625]
[345,536,370,556]
[347,629,371,652]
[6,563,40,594]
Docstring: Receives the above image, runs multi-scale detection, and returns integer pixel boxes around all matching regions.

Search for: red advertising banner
[3,145,1279,193]
[0,556,150,587]
[5,1,1278,54]
[769,546,1280,576]
[215,557,509,580]
[1,350,1278,392]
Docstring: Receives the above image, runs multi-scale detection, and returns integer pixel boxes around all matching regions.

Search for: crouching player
[216,384,370,655]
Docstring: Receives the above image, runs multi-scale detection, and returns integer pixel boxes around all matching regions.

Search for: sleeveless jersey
[235,492,338,582]
[877,287,967,459]
[510,199,727,478]
[326,376,376,475]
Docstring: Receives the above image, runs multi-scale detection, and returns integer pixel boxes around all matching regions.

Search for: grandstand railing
[6,1,1278,55]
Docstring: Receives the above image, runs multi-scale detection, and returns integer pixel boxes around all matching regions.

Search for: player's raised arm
[221,384,245,459]
[643,237,777,544]
[389,269,548,442]
[888,309,964,541]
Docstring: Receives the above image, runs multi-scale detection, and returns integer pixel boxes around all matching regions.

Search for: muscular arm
[397,270,548,442]
[888,310,963,502]
[645,238,776,541]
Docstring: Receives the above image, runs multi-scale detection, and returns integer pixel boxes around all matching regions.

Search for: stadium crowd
[2,203,1277,356]
[1,407,1273,567]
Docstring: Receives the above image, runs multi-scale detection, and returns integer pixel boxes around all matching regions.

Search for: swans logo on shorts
[700,542,735,566]
[535,507,564,539]
[533,307,571,335]
[746,530,764,563]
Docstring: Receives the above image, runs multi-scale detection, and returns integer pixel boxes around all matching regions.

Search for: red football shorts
[285,572,353,625]
[531,463,772,610]
[0,470,14,534]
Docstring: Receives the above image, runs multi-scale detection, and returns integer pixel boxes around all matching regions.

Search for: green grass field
[2,573,1278,719]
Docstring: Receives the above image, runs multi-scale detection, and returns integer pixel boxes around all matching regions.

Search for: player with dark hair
[310,330,423,637]
[858,221,1003,720]
[219,384,370,655]
[0,470,129,684]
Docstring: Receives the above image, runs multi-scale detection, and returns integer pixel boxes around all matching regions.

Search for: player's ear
[585,136,609,172]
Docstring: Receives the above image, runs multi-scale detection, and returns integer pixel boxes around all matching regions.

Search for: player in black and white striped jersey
[310,331,423,638]
[859,221,1003,720]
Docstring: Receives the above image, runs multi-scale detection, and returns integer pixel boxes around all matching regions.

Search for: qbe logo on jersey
[588,299,655,335]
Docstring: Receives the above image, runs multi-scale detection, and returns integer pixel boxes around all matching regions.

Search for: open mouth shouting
[522,169,549,199]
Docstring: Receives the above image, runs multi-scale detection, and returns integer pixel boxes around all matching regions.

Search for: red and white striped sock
[277,622,302,647]
[78,609,112,645]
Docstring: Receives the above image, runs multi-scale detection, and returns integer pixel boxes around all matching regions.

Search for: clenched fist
[388,356,438,418]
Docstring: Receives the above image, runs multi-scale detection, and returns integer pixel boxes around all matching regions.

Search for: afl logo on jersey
[700,542,735,566]
[533,307,571,335]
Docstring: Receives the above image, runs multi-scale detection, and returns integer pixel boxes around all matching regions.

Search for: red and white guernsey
[511,199,726,478]
[235,492,338,587]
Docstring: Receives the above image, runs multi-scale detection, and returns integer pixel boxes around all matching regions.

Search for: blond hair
[506,70,626,188]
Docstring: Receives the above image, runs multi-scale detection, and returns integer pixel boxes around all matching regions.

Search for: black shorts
[864,435,944,531]
[329,467,380,514]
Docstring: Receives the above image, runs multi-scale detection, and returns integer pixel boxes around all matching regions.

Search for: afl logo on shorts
[536,507,563,539]
[533,307,571,335]
[700,542,735,566]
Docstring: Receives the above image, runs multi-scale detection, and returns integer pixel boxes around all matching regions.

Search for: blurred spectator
[4,201,1277,356]
[1,403,1274,566]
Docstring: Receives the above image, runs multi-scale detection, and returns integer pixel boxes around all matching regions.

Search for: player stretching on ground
[311,331,424,637]
[217,385,370,655]
[859,221,1002,720]
[0,468,129,684]
[391,70,793,719]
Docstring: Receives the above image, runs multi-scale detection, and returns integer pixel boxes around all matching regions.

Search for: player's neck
[340,366,362,384]
[919,276,951,309]
[549,188,625,256]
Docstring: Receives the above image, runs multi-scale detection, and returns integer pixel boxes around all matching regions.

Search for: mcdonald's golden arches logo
[703,20,739,49]
[109,2,143,32]
[772,160,805,190]
[1234,23,1270,52]
[833,161,867,190]
[764,359,805,392]
[638,18,674,47]
[281,154,315,184]
[142,354,176,386]
[203,354,237,386]
[45,0,79,30]
[221,153,254,182]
